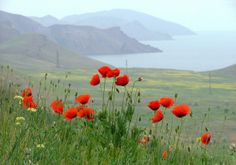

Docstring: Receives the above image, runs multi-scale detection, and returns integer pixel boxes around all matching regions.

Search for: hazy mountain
[0,23,20,43]
[62,14,127,28]
[61,9,194,38]
[49,25,161,55]
[0,33,107,69]
[121,21,172,41]
[0,10,49,35]
[30,15,59,26]
[0,10,160,55]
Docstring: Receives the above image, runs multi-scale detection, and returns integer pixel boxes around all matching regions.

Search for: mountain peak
[60,9,194,38]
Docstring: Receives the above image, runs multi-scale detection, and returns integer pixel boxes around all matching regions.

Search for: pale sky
[1,0,236,31]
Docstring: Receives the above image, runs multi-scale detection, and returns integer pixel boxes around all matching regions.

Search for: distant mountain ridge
[29,9,194,41]
[0,10,49,34]
[0,10,160,55]
[30,15,59,26]
[121,21,172,41]
[0,10,51,43]
[49,25,160,55]
[61,9,194,38]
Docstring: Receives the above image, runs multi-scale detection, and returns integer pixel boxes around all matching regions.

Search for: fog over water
[89,31,236,71]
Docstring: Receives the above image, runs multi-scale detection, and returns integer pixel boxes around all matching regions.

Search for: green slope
[211,64,236,77]
[0,33,107,70]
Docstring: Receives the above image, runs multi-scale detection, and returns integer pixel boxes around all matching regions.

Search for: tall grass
[0,65,235,164]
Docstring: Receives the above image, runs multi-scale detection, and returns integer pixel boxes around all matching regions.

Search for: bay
[89,31,236,71]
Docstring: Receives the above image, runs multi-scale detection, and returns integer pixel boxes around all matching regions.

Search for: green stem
[171,119,184,161]
[102,78,107,110]
[112,77,116,111]
[160,107,167,134]
[121,86,127,111]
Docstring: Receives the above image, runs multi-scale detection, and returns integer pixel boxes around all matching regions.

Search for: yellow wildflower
[16,116,25,122]
[14,95,23,105]
[14,95,23,100]
[196,137,201,142]
[27,108,37,112]
[15,116,25,125]
[36,144,45,149]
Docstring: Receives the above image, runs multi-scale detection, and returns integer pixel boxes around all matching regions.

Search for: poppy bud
[138,77,144,81]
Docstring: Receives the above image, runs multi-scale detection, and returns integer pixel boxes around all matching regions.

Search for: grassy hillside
[4,65,236,142]
[211,64,236,77]
[0,33,107,70]
[0,65,236,164]
[0,64,236,164]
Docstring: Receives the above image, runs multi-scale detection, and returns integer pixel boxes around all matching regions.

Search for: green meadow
[0,65,236,164]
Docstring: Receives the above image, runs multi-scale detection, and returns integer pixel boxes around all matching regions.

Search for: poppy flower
[171,104,191,118]
[63,107,78,121]
[151,110,164,123]
[90,74,100,86]
[21,87,32,97]
[115,74,129,86]
[75,94,90,104]
[77,108,95,121]
[107,68,120,78]
[162,150,168,160]
[98,66,112,78]
[159,97,174,108]
[76,105,85,111]
[50,99,64,114]
[148,100,160,111]
[22,96,37,109]
[137,77,144,81]
[201,132,212,145]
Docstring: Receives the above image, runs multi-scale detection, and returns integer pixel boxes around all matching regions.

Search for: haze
[1,0,236,31]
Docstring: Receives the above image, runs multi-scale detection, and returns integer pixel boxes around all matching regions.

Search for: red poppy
[201,132,212,145]
[22,96,37,109]
[107,68,121,78]
[90,74,100,86]
[75,94,90,104]
[21,87,32,97]
[76,105,85,111]
[171,104,191,118]
[115,74,129,86]
[148,100,160,111]
[50,99,64,114]
[77,107,95,121]
[64,107,78,121]
[151,110,164,123]
[98,66,112,78]
[159,97,174,108]
[162,150,168,160]
[77,106,86,118]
